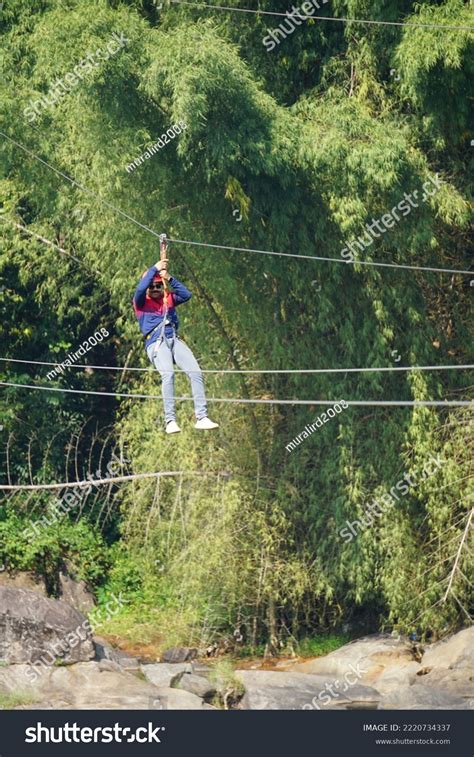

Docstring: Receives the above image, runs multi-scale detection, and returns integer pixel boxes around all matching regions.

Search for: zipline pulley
[159,232,171,294]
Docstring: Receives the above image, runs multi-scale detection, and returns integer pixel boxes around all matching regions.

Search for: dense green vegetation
[0,0,472,652]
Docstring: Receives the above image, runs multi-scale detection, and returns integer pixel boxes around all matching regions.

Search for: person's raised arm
[169,276,192,305]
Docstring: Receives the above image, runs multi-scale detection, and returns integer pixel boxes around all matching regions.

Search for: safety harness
[145,298,176,346]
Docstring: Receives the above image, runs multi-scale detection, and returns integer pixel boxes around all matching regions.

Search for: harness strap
[145,324,161,342]
[145,296,177,346]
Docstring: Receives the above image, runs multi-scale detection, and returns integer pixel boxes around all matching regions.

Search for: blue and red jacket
[133,266,192,350]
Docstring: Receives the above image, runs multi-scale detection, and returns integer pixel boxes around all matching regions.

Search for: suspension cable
[1,131,471,277]
[168,1,474,31]
[0,380,471,406]
[0,356,472,375]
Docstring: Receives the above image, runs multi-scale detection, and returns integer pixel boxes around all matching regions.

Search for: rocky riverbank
[0,582,472,710]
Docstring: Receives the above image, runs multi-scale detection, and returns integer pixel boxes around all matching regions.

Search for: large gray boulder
[236,670,380,710]
[0,661,216,710]
[370,661,422,693]
[140,662,192,688]
[93,637,139,670]
[176,673,217,700]
[421,627,474,671]
[291,634,416,685]
[415,667,474,701]
[377,682,468,709]
[0,571,47,596]
[58,571,96,615]
[287,628,473,710]
[154,688,209,710]
[0,586,95,664]
[0,661,166,709]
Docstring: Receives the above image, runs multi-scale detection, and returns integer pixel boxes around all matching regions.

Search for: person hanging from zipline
[133,236,219,434]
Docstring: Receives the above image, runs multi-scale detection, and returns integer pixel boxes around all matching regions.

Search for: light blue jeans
[147,335,208,423]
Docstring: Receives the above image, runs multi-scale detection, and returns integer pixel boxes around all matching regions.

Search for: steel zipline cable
[0,380,472,407]
[168,236,473,276]
[0,356,473,376]
[0,132,472,277]
[168,0,474,31]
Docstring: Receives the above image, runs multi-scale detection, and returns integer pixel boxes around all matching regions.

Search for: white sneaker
[194,417,219,430]
[165,420,181,434]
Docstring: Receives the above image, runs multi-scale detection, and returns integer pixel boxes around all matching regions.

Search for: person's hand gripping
[154,258,170,280]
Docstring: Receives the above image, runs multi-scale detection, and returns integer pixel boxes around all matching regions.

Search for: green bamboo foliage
[0,0,472,646]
